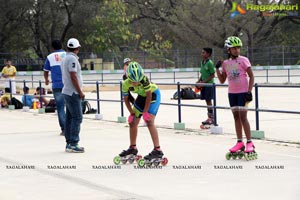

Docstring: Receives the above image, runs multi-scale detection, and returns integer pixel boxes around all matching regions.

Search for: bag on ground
[82,100,97,114]
[11,97,23,109]
[180,87,197,99]
[172,87,199,99]
[45,99,56,113]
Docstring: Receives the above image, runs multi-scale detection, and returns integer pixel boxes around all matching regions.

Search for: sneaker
[65,144,70,152]
[66,144,85,153]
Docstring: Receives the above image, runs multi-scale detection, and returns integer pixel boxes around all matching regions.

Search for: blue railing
[1,79,300,134]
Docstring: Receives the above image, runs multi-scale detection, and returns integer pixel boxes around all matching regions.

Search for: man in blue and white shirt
[44,40,66,136]
[61,38,85,153]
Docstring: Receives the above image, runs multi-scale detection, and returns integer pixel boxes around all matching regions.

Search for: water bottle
[33,99,37,110]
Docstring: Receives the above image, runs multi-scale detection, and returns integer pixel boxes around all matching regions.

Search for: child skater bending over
[215,36,257,160]
[117,61,166,165]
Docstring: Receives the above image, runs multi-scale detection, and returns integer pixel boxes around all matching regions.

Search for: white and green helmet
[224,36,243,48]
[126,61,144,82]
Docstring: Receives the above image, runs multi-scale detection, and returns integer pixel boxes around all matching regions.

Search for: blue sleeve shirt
[43,50,66,89]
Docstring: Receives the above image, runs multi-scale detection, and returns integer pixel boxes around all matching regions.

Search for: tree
[0,0,299,64]
[0,0,29,53]
[85,0,134,53]
[125,0,300,49]
[23,0,99,59]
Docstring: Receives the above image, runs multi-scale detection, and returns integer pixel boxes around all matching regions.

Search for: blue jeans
[63,93,83,145]
[53,88,65,131]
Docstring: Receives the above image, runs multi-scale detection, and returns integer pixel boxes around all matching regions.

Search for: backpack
[180,87,197,99]
[82,100,97,114]
[11,97,23,109]
[173,91,179,99]
[45,99,56,113]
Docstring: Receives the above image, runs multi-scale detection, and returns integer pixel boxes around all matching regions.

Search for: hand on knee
[128,113,135,124]
[142,112,152,122]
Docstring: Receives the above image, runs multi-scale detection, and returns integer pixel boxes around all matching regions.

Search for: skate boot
[200,117,214,129]
[244,141,258,161]
[138,149,168,167]
[225,141,245,160]
[113,146,142,165]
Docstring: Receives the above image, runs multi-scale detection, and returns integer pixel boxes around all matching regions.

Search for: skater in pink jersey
[215,36,257,160]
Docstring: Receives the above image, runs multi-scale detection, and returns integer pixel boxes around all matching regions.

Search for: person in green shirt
[196,48,215,127]
[118,61,165,163]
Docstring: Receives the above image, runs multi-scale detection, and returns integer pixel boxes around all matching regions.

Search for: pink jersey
[222,56,251,93]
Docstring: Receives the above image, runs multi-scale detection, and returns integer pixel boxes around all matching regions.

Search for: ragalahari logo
[230,2,247,18]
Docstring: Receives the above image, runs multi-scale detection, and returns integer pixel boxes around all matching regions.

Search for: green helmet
[224,36,243,48]
[126,61,144,82]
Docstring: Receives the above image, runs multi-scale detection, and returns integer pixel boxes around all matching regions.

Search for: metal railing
[2,79,299,136]
[1,67,300,91]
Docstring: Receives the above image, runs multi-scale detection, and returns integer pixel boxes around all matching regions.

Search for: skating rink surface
[0,103,299,200]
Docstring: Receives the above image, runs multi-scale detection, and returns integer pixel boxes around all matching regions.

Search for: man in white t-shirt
[61,38,85,153]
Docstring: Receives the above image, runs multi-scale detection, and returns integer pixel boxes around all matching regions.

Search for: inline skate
[113,146,142,165]
[138,149,168,167]
[200,117,214,129]
[244,141,258,161]
[225,141,245,160]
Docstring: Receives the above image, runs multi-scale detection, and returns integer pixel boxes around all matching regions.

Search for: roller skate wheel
[153,161,160,167]
[138,159,145,167]
[249,154,253,160]
[225,152,231,160]
[128,158,134,164]
[200,124,210,129]
[232,154,237,160]
[251,153,257,160]
[113,156,121,165]
[246,152,256,160]
[121,159,127,164]
[238,153,244,159]
[161,157,168,166]
[146,162,153,167]
[136,155,142,161]
[244,153,250,161]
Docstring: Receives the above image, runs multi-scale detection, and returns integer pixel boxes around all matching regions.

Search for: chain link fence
[1,46,300,71]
